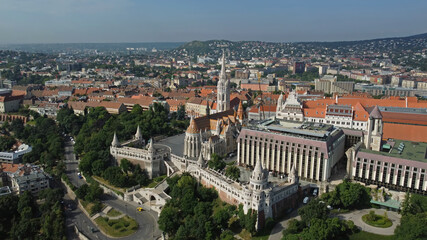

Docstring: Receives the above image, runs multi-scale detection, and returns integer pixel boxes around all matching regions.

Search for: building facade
[183,102,246,160]
[237,121,346,182]
[187,154,301,230]
[0,163,50,195]
[110,127,168,178]
[346,142,427,194]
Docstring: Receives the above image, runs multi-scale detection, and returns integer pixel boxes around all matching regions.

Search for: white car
[303,197,309,204]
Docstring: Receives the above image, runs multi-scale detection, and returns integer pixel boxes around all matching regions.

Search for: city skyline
[0,0,426,44]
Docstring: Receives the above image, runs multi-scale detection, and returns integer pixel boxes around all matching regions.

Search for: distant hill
[0,42,185,53]
[173,32,427,58]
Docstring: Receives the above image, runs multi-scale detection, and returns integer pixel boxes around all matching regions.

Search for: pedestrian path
[268,208,400,240]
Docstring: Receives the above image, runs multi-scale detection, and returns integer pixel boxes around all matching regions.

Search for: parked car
[303,197,309,204]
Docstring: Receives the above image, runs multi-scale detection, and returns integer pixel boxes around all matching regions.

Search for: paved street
[64,136,85,188]
[63,136,162,240]
[268,207,401,240]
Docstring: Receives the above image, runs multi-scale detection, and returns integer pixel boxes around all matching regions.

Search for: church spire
[220,49,226,82]
[217,49,230,112]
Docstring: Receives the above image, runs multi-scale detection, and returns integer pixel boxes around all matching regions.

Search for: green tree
[120,158,132,174]
[395,213,427,240]
[0,135,16,151]
[208,153,226,171]
[298,199,329,225]
[158,206,181,235]
[225,165,240,181]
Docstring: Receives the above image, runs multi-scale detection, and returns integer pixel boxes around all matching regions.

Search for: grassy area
[92,175,126,193]
[144,175,167,188]
[95,216,138,238]
[107,208,123,217]
[239,229,252,240]
[362,212,393,228]
[349,231,394,240]
[80,200,104,216]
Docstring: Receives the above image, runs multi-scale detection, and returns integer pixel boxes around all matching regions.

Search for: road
[64,136,85,188]
[63,136,161,240]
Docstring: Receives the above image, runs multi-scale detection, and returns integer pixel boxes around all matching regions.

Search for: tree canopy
[395,193,427,240]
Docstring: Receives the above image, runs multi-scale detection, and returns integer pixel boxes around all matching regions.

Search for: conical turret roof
[135,125,142,139]
[112,132,120,147]
[148,138,154,152]
[197,152,204,167]
[253,158,263,175]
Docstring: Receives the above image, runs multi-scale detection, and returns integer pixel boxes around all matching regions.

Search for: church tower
[364,105,383,151]
[217,50,230,112]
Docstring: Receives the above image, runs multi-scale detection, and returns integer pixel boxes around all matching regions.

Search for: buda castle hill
[107,53,426,229]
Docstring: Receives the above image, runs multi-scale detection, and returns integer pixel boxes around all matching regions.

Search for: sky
[0,0,426,44]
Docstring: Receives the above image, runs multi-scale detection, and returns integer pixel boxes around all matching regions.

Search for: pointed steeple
[237,101,245,120]
[135,125,142,140]
[197,152,205,167]
[220,49,226,82]
[250,158,268,190]
[289,162,299,184]
[148,138,154,152]
[254,158,263,175]
[112,132,120,147]
[206,100,210,116]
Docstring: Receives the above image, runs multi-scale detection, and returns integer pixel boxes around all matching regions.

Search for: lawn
[107,208,123,217]
[95,215,138,238]
[349,231,394,240]
[145,175,167,188]
[80,200,104,216]
[362,212,393,228]
[92,175,126,193]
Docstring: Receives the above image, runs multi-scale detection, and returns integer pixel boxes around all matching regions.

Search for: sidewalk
[337,208,400,236]
[268,208,400,240]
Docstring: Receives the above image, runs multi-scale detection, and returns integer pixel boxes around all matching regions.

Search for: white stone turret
[135,125,143,140]
[276,93,283,112]
[197,152,205,168]
[112,132,120,147]
[148,138,154,153]
[289,162,299,184]
[250,158,268,190]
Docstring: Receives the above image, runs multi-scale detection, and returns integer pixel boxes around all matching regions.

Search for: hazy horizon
[1,0,426,44]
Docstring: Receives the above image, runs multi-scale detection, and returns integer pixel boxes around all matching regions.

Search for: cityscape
[0,1,427,240]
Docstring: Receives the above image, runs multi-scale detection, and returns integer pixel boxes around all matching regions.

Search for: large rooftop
[247,120,337,141]
[361,139,427,163]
